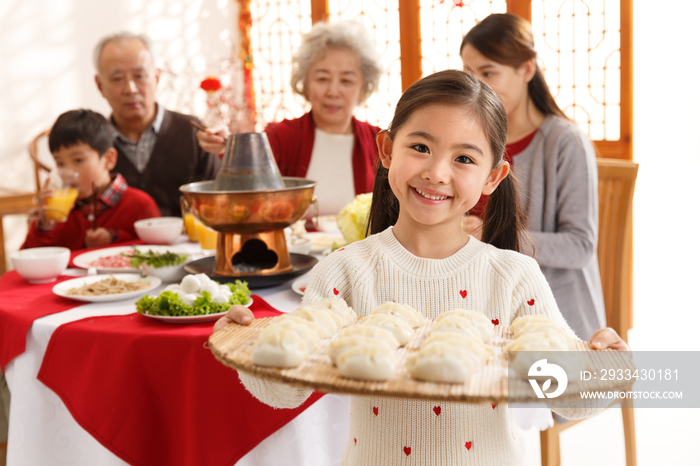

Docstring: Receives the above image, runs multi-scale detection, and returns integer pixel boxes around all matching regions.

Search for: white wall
[0,0,239,263]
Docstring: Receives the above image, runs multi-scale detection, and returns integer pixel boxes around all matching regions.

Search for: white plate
[304,232,346,254]
[73,245,190,273]
[53,274,162,303]
[291,275,310,296]
[139,297,253,323]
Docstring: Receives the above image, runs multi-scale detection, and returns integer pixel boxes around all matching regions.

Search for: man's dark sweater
[112,109,221,216]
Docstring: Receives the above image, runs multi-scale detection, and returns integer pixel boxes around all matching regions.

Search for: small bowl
[10,247,70,284]
[287,236,312,255]
[134,217,184,245]
[141,263,187,283]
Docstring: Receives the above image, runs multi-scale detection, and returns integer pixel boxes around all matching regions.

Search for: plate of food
[53,274,161,303]
[136,274,252,323]
[73,245,189,273]
[304,232,346,254]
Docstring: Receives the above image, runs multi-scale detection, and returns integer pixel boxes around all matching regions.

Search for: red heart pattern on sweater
[354,438,357,445]
[492,404,496,409]
[491,319,499,325]
[338,248,345,252]
[373,407,378,416]
[333,288,339,295]
[433,406,441,416]
[465,441,472,450]
[459,290,467,298]
[404,447,411,456]
[527,299,535,306]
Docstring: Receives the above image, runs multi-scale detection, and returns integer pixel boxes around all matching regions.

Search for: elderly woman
[198,20,383,215]
[460,13,605,342]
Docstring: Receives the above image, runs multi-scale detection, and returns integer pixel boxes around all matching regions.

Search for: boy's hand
[85,227,112,248]
[196,124,229,155]
[34,186,55,228]
[213,304,255,332]
[590,327,631,352]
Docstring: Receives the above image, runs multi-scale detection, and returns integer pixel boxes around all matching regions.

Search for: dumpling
[336,345,396,380]
[512,321,571,342]
[336,325,401,349]
[436,309,495,342]
[252,326,310,367]
[307,298,357,327]
[371,302,425,328]
[509,314,552,335]
[429,316,482,341]
[504,332,572,353]
[359,314,414,346]
[407,343,483,383]
[423,333,494,361]
[265,316,324,350]
[329,336,395,365]
[290,306,343,337]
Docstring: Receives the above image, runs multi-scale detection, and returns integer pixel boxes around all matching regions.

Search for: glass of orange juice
[180,196,197,241]
[195,219,218,251]
[44,169,79,223]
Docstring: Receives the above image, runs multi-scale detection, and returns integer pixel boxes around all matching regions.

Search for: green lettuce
[136,280,251,316]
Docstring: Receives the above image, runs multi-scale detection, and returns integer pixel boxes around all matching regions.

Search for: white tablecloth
[4,249,351,466]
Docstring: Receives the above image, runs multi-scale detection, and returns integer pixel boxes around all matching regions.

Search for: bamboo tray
[209,317,635,403]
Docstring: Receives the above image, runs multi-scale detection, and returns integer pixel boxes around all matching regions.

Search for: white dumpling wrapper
[307,298,357,327]
[429,316,482,341]
[505,331,572,353]
[370,302,425,328]
[336,345,396,380]
[509,314,552,335]
[266,316,323,351]
[252,327,309,367]
[336,325,400,349]
[329,336,394,365]
[359,314,413,346]
[436,309,495,342]
[511,349,588,380]
[290,306,342,337]
[422,333,494,361]
[408,344,483,383]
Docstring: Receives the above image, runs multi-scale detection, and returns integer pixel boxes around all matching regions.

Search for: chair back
[28,129,53,192]
[596,158,639,342]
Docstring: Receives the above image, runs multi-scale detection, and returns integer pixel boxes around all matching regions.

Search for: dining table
[0,238,351,466]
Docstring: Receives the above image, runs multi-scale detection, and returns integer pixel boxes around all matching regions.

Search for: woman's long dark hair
[460,13,567,119]
[366,69,524,252]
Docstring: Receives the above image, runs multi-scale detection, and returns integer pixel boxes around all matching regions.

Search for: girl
[460,13,605,341]
[215,69,628,465]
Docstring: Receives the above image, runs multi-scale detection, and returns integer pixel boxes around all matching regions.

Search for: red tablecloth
[0,272,80,373]
[37,295,324,466]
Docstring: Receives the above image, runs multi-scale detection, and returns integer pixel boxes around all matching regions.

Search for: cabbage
[337,193,372,244]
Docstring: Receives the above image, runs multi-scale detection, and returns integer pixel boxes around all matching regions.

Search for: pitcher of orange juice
[44,169,79,223]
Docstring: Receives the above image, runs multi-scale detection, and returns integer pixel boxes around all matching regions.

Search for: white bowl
[10,247,70,284]
[134,217,184,245]
[141,263,187,283]
[287,236,312,255]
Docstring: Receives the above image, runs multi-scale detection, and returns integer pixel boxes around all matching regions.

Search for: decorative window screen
[247,0,630,158]
[531,0,622,141]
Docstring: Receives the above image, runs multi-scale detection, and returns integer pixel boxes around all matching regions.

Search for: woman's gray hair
[93,32,156,73]
[291,20,383,103]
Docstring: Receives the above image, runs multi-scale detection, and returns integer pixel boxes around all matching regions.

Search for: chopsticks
[189,120,208,132]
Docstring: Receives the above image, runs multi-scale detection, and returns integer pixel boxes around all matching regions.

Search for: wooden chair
[0,130,52,275]
[540,158,639,466]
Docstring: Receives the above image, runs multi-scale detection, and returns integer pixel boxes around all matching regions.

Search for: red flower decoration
[200,76,222,93]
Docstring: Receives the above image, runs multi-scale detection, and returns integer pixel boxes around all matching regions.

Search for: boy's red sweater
[22,187,160,251]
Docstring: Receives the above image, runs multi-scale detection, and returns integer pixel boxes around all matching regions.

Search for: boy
[22,109,160,250]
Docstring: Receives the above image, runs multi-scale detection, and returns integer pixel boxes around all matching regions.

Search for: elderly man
[94,32,220,216]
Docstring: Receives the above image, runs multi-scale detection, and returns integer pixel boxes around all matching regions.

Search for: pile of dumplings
[407,309,495,383]
[163,273,235,305]
[331,302,425,380]
[506,315,586,379]
[252,298,357,368]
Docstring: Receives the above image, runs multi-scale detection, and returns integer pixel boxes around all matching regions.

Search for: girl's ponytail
[481,170,526,252]
[367,163,399,235]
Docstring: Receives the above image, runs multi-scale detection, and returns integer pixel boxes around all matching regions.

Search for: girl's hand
[213,304,255,332]
[84,227,112,248]
[196,124,229,155]
[590,327,631,352]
